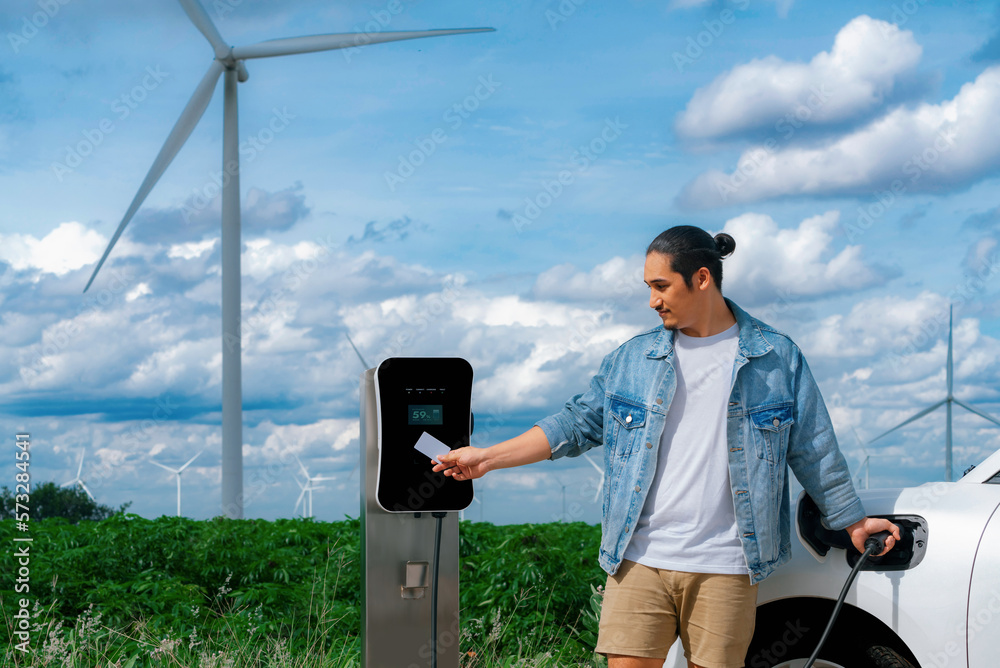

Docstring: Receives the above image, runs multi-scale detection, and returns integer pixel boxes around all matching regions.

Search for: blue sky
[3,0,1000,524]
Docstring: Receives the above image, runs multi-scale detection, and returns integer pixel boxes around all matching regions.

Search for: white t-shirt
[622,322,748,574]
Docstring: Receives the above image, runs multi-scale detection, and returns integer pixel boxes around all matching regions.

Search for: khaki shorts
[595,560,758,668]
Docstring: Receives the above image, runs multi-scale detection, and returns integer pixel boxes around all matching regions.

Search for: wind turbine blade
[594,477,603,503]
[83,60,225,292]
[869,399,947,444]
[231,28,495,60]
[583,453,604,475]
[60,479,77,488]
[76,451,85,477]
[177,0,230,59]
[348,462,359,479]
[79,481,96,501]
[150,460,178,474]
[294,454,310,479]
[953,398,1000,428]
[345,333,370,370]
[179,450,204,472]
[294,487,306,512]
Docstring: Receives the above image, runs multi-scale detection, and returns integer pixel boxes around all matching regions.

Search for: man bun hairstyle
[646,225,736,290]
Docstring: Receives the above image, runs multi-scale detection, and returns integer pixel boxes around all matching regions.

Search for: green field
[0,515,607,667]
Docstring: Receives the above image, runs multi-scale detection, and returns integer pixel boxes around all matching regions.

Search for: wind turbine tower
[82,0,494,518]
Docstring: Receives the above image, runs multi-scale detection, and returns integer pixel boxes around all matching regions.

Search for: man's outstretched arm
[431,426,552,481]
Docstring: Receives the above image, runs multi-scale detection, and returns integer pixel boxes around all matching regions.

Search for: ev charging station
[360,357,475,668]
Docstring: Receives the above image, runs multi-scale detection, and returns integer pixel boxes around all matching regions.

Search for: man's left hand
[845,517,901,556]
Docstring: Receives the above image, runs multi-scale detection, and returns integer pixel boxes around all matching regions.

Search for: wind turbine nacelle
[372,357,474,513]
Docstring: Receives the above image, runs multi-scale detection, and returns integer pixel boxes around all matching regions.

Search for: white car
[662,447,1000,668]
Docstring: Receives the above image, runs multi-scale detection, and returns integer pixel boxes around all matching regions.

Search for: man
[433,225,900,668]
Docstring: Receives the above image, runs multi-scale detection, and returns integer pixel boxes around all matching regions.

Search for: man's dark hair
[646,225,736,290]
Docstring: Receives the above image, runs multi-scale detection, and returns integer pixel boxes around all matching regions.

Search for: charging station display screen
[375,358,474,513]
[408,405,443,425]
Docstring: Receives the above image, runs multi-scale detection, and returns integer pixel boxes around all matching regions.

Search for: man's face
[643,252,706,330]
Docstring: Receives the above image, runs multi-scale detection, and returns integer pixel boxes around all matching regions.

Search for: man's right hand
[433,447,490,481]
[431,426,553,480]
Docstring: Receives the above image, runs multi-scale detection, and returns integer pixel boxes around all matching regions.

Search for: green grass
[0,515,607,667]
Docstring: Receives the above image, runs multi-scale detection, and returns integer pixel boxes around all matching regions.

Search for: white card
[414,431,451,463]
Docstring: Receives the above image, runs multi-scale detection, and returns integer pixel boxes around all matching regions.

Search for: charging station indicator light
[408,405,443,425]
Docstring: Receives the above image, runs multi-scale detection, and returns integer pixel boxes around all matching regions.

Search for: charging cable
[431,511,448,668]
[801,530,892,668]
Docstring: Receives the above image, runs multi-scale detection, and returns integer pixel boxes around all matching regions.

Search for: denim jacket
[535,298,866,584]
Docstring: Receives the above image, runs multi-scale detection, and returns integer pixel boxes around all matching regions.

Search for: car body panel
[967,502,1000,668]
[758,481,1000,667]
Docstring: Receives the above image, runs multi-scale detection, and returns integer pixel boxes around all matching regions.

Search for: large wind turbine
[82,0,494,518]
[869,305,1000,481]
[150,450,203,517]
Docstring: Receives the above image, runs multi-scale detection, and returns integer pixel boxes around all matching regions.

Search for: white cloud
[532,255,644,303]
[260,419,359,462]
[799,291,951,359]
[716,210,887,305]
[0,222,106,276]
[679,65,1000,208]
[675,16,921,140]
[125,282,151,301]
[167,239,216,260]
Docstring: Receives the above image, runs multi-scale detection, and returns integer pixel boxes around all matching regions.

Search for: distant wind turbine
[293,454,335,518]
[61,450,95,502]
[150,450,204,516]
[553,475,568,522]
[293,476,328,519]
[81,0,495,518]
[869,305,1000,481]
